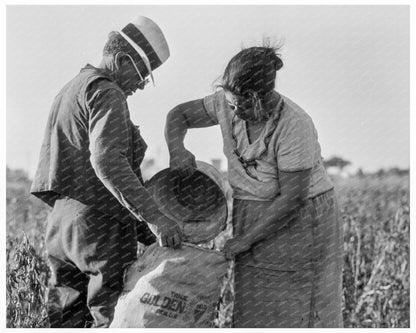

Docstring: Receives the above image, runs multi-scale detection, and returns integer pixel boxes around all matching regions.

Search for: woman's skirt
[232,189,343,328]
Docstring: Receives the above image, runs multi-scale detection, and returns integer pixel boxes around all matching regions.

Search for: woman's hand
[169,148,197,177]
[223,237,252,260]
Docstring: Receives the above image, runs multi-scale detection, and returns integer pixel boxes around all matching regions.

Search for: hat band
[118,29,154,85]
[120,23,163,84]
[122,23,162,69]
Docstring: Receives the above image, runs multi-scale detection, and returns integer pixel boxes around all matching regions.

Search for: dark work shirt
[31,64,163,224]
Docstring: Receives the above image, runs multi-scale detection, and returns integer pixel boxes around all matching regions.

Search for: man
[30,16,182,328]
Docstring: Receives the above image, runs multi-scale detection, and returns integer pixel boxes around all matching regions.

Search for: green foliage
[6,167,50,249]
[6,167,51,328]
[336,174,410,328]
[6,234,50,328]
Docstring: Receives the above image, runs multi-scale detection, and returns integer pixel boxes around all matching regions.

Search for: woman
[164,45,343,328]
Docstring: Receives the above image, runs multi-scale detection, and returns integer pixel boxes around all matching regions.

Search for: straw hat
[118,15,170,85]
[146,161,228,244]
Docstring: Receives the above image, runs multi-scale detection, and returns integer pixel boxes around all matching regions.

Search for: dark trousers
[45,196,138,328]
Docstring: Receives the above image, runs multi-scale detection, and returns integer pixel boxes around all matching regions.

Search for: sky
[5,4,411,177]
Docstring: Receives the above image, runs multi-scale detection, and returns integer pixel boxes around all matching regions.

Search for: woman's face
[224,90,259,122]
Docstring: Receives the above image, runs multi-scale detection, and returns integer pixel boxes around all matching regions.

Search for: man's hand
[169,148,196,177]
[223,237,252,260]
[150,215,183,249]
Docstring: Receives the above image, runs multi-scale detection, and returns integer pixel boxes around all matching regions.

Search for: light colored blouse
[202,90,333,201]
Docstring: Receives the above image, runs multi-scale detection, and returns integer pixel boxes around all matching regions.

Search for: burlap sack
[110,243,228,328]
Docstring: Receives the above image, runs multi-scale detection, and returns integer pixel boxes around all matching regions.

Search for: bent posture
[31,16,182,328]
[165,45,343,328]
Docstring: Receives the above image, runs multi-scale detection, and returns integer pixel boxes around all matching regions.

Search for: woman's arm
[165,98,217,174]
[224,169,311,258]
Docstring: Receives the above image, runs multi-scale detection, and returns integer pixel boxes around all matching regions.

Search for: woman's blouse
[202,90,333,201]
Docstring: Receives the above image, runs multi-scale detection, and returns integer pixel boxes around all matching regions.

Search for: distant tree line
[323,156,409,177]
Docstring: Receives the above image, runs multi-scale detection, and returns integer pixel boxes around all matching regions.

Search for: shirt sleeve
[277,117,315,172]
[202,91,221,125]
[87,88,163,222]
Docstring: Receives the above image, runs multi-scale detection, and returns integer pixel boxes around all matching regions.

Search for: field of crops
[6,167,410,328]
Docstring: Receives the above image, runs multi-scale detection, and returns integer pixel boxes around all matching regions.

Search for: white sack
[110,243,228,328]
